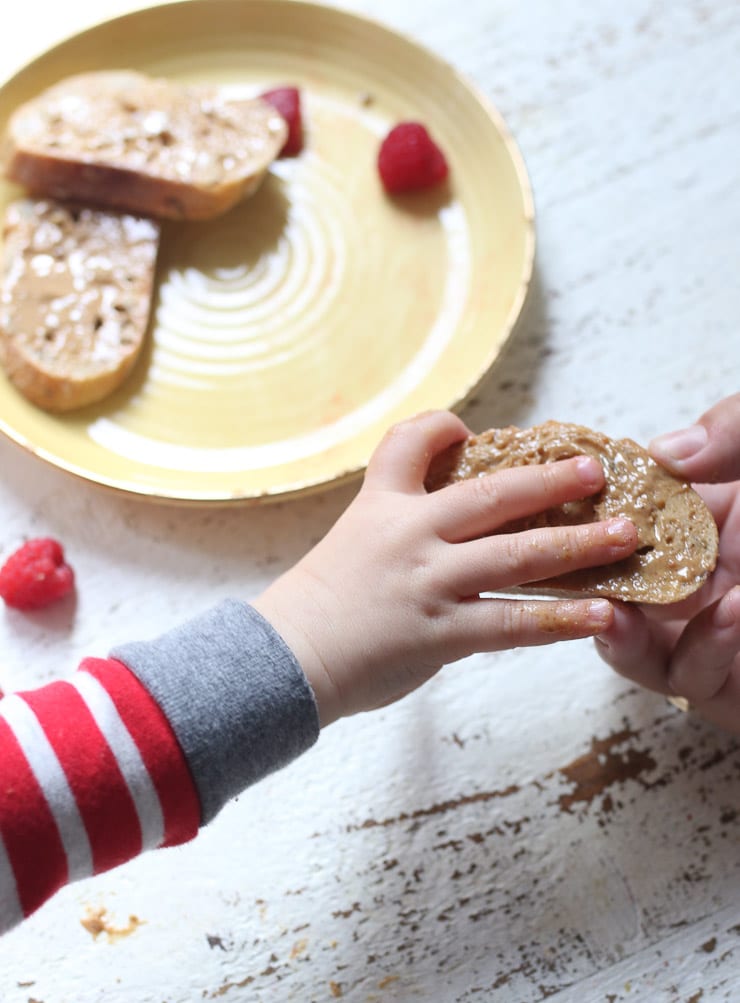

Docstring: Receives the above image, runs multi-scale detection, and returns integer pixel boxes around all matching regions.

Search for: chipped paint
[554,727,658,812]
[2,1,740,1001]
[348,784,521,832]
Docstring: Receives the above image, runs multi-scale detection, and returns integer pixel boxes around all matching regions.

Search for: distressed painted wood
[1,1,739,1000]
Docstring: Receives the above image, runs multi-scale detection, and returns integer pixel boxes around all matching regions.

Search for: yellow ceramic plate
[0,0,534,504]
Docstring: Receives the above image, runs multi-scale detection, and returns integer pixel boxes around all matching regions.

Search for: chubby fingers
[365,411,469,493]
[448,596,615,656]
[431,456,605,542]
[446,517,637,597]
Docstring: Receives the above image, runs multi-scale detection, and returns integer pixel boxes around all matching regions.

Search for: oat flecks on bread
[2,71,288,220]
[425,421,719,604]
[0,197,160,412]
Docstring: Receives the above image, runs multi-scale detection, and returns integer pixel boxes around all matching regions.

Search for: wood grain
[0,0,739,1000]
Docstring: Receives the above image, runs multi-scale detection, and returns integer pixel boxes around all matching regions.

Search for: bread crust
[0,198,160,412]
[2,71,288,220]
[425,421,719,604]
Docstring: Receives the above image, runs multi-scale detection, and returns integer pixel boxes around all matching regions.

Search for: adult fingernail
[650,424,708,465]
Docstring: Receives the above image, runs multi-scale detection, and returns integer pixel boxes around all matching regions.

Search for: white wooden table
[1,1,739,1000]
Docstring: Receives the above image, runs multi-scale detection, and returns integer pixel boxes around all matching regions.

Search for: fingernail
[575,455,603,489]
[712,587,740,630]
[650,424,708,464]
[588,599,613,627]
[606,517,635,545]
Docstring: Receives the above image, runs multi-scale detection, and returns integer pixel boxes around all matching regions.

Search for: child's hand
[595,393,740,733]
[254,411,638,725]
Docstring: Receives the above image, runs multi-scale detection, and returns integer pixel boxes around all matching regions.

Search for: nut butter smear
[2,200,158,370]
[3,71,288,220]
[0,198,160,410]
[10,72,286,189]
[426,421,719,603]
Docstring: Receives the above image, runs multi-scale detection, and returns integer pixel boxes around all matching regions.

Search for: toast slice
[0,197,160,412]
[2,71,288,220]
[425,421,719,603]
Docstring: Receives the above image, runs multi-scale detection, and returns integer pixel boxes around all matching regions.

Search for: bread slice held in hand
[0,197,160,412]
[425,421,719,604]
[2,70,288,220]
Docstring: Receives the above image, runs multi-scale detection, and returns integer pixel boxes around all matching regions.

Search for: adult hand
[595,394,740,732]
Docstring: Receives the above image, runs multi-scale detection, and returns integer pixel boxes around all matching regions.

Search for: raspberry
[0,537,75,610]
[377,122,449,194]
[260,86,304,156]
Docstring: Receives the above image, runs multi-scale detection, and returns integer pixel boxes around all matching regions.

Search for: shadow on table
[457,261,553,432]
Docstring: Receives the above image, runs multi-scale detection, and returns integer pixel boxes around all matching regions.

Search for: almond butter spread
[4,71,287,220]
[10,72,286,188]
[426,422,719,604]
[0,198,160,411]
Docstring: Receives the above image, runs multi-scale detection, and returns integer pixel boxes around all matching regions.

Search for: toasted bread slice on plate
[2,70,287,220]
[0,197,160,412]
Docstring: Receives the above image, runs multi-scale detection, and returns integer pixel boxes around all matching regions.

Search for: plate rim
[0,0,536,506]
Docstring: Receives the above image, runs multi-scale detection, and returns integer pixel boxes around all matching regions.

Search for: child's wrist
[251,592,342,729]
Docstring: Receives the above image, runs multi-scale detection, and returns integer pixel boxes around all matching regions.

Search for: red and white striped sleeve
[0,656,201,932]
[0,600,320,935]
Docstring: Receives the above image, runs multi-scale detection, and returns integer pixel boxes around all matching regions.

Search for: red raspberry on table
[0,537,75,610]
[377,122,449,194]
[260,86,304,156]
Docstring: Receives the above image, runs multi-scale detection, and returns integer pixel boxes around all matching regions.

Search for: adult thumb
[649,393,740,483]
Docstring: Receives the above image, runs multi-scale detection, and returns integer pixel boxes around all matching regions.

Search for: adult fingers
[593,602,675,695]
[667,586,740,703]
[650,392,740,483]
[445,596,615,657]
[430,455,605,542]
[445,517,637,597]
[687,662,740,735]
[365,411,470,493]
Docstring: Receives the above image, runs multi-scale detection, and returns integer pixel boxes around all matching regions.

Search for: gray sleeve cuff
[111,599,320,825]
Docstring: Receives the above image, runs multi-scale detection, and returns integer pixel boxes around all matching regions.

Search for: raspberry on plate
[0,537,75,610]
[260,86,304,156]
[377,122,449,194]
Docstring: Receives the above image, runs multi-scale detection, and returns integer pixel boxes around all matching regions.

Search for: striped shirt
[0,600,320,934]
